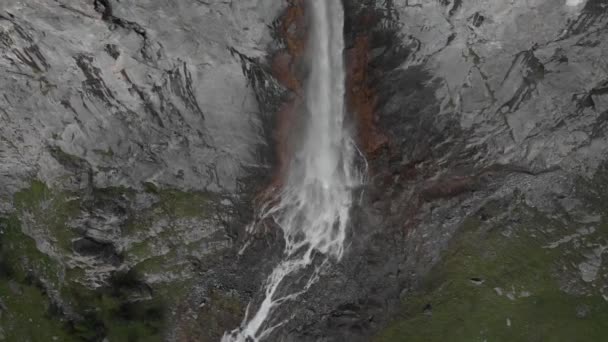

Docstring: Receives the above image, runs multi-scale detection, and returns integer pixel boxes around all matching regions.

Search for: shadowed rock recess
[1,0,608,341]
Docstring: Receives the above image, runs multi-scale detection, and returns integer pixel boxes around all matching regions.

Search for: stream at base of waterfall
[222,1,363,341]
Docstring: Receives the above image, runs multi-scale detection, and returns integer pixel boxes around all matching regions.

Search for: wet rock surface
[2,0,608,341]
[267,0,608,340]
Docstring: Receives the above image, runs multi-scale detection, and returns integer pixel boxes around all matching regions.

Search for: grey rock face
[0,0,281,200]
[0,0,282,340]
[3,0,608,341]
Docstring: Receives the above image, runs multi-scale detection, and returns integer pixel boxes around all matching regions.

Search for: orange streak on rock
[281,0,307,62]
[271,52,298,92]
[258,0,307,202]
[345,34,388,158]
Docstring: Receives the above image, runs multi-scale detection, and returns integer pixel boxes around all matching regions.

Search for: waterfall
[223,1,363,340]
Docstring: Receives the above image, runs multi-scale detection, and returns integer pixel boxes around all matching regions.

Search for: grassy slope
[0,179,218,341]
[377,191,608,342]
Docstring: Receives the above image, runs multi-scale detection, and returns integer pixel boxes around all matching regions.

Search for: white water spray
[222,1,363,341]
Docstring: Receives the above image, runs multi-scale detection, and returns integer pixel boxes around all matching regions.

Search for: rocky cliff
[0,0,281,340]
[2,0,608,341]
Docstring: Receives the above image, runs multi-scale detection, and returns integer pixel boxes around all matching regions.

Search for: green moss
[128,240,155,260]
[132,253,175,275]
[13,180,80,252]
[142,182,159,194]
[157,189,214,219]
[0,215,61,287]
[130,247,196,304]
[1,181,168,341]
[0,280,77,342]
[376,201,608,342]
[0,216,72,341]
[122,188,214,237]
[2,179,220,341]
[61,272,165,341]
[122,187,217,273]
[154,279,194,306]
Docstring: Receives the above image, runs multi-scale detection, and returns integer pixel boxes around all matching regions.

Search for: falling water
[223,1,363,340]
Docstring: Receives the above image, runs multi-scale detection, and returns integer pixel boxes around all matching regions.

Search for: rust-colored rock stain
[259,0,308,201]
[345,17,388,158]
[264,0,393,201]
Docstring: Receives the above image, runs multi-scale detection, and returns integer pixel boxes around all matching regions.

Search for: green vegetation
[0,279,76,342]
[123,185,214,236]
[0,213,165,341]
[376,197,608,342]
[13,179,80,252]
[157,188,215,219]
[0,182,77,340]
[61,271,165,342]
[0,216,75,341]
[0,214,61,288]
[1,178,220,341]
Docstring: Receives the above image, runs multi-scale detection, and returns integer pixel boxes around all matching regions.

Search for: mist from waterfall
[222,1,363,340]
